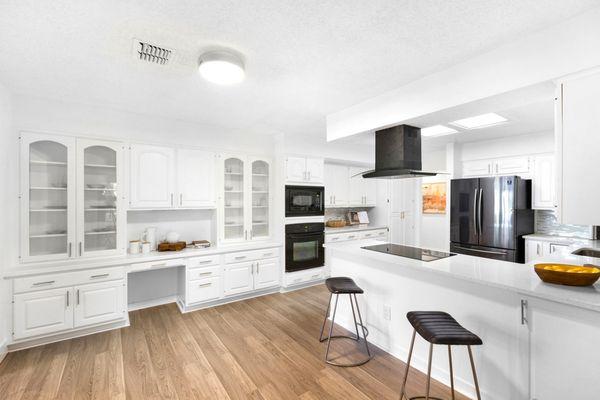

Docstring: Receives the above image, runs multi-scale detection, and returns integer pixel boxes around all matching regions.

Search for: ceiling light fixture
[450,113,508,130]
[198,50,245,85]
[421,125,458,137]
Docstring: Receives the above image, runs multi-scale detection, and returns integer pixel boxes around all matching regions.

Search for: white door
[286,157,307,182]
[305,158,324,183]
[254,258,280,290]
[13,287,74,339]
[494,156,530,175]
[249,158,271,240]
[73,281,125,328]
[177,149,216,208]
[525,240,544,263]
[76,139,125,258]
[224,261,254,296]
[20,133,77,262]
[462,160,492,177]
[532,154,555,210]
[129,144,176,209]
[348,166,365,206]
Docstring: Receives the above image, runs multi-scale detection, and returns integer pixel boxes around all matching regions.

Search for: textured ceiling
[0,0,598,140]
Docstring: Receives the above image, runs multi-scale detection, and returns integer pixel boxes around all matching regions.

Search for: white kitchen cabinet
[187,277,221,304]
[223,261,255,296]
[324,163,349,207]
[73,280,125,328]
[525,239,547,262]
[254,258,280,290]
[462,159,493,177]
[13,287,74,339]
[129,144,176,209]
[20,133,126,262]
[177,149,216,208]
[532,154,556,210]
[494,156,530,175]
[220,155,272,244]
[558,70,600,225]
[389,180,417,246]
[285,156,324,184]
[348,166,365,205]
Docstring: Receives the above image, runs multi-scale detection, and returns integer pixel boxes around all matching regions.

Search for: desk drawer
[129,258,185,273]
[187,277,221,304]
[224,248,279,264]
[13,266,125,294]
[187,265,221,280]
[188,255,220,269]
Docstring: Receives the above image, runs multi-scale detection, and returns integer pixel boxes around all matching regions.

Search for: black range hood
[362,124,439,179]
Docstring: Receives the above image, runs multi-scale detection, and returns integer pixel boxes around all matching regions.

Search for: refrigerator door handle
[478,188,483,237]
[473,189,479,235]
[453,245,508,256]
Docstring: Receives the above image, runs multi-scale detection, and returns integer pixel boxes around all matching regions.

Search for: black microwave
[285,185,324,217]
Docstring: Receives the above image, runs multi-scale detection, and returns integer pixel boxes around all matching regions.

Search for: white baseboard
[180,286,281,313]
[279,279,325,293]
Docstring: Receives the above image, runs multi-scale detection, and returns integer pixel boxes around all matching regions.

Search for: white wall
[127,210,214,244]
[327,7,600,140]
[418,148,450,250]
[458,131,553,162]
[0,82,14,360]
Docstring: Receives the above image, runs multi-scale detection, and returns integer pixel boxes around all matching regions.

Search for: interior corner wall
[0,82,14,359]
[418,148,450,251]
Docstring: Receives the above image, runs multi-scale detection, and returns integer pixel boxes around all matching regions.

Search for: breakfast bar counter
[324,240,600,400]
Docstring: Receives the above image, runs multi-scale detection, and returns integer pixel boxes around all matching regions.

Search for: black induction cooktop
[362,243,456,262]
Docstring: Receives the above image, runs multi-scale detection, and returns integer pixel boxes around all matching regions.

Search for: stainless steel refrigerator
[450,176,534,263]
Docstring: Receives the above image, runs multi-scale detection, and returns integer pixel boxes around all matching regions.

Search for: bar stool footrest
[319,323,369,342]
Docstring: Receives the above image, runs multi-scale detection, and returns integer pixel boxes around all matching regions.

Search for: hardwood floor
[0,285,468,400]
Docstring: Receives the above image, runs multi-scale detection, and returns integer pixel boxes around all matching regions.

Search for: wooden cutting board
[157,241,187,252]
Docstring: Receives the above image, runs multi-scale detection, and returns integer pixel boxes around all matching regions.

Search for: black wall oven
[285,185,324,217]
[285,223,325,272]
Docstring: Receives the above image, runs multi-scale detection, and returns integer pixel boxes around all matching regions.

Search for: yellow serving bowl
[534,263,600,287]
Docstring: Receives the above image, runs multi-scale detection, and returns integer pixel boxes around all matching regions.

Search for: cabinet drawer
[188,277,221,304]
[325,233,344,243]
[342,232,360,241]
[360,230,378,239]
[187,255,220,269]
[285,268,324,286]
[13,266,125,294]
[224,248,279,264]
[187,265,221,280]
[129,258,185,273]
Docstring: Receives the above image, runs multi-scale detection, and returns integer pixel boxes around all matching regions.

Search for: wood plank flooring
[0,285,469,400]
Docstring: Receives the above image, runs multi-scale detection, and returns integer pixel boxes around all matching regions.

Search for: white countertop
[4,241,282,278]
[324,240,600,312]
[325,224,387,234]
[524,233,600,245]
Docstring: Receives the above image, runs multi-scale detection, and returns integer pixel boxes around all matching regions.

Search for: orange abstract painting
[422,182,446,214]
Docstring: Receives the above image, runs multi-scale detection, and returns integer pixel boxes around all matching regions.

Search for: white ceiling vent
[133,39,173,65]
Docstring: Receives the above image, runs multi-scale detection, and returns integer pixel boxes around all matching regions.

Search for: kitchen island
[324,240,600,400]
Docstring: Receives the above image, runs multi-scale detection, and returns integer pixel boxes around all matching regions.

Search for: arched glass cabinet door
[251,159,270,239]
[223,157,245,241]
[77,140,123,257]
[21,134,76,261]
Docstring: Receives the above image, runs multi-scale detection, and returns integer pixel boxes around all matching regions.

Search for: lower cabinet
[224,257,280,296]
[187,277,221,304]
[13,279,125,340]
[325,228,388,243]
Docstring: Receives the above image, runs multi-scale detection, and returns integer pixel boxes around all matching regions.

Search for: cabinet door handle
[536,243,541,256]
[171,193,174,207]
[250,230,253,240]
[33,280,55,286]
[198,282,212,288]
[263,253,273,257]
[235,255,246,260]
[245,230,247,240]
[257,262,260,274]
[76,289,80,305]
[521,299,528,325]
[333,195,336,204]
[78,242,82,256]
[66,291,70,307]
[198,272,212,276]
[311,274,320,279]
[197,260,212,265]
[496,164,499,174]
[308,171,311,181]
[90,273,109,279]
[68,242,72,257]
[180,193,183,206]
[152,262,167,267]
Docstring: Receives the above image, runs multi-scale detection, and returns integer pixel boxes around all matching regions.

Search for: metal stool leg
[319,293,333,342]
[425,343,433,400]
[324,294,339,362]
[349,294,360,340]
[467,346,482,400]
[448,346,455,400]
[399,330,416,400]
[353,294,372,358]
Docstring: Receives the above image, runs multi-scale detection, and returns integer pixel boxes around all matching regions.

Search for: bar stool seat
[319,277,372,367]
[407,311,483,346]
[400,311,483,400]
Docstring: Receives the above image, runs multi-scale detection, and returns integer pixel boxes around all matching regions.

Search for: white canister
[141,241,151,254]
[165,231,180,244]
[129,240,141,254]
[143,227,157,251]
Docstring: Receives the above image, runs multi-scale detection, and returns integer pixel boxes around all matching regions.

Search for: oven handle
[286,232,324,238]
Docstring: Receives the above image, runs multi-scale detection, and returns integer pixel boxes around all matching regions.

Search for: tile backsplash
[535,210,597,239]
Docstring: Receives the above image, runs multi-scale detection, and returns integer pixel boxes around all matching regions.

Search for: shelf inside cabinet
[29,208,67,212]
[84,163,116,168]
[29,233,67,238]
[85,231,116,235]
[30,160,67,166]
[30,186,67,191]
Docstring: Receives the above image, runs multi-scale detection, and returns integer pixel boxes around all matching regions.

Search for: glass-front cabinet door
[21,133,76,262]
[76,139,124,257]
[222,156,246,242]
[250,159,270,240]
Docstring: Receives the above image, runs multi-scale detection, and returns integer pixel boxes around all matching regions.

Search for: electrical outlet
[383,305,391,321]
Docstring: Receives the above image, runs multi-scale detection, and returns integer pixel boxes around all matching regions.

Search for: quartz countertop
[523,233,599,245]
[324,224,387,234]
[4,241,282,278]
[324,239,600,312]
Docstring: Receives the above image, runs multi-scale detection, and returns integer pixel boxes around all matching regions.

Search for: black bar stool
[399,311,483,400]
[319,277,372,367]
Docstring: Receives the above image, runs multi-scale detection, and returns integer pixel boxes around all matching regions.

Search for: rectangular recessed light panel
[421,125,458,137]
[450,113,508,129]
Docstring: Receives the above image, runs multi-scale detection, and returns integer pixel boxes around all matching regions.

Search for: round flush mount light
[198,50,245,85]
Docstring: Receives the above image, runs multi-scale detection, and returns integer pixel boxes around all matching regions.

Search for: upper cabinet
[558,70,600,225]
[20,133,125,262]
[285,156,324,184]
[531,154,556,210]
[220,154,272,244]
[129,144,216,209]
[462,156,530,177]
[324,163,376,208]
